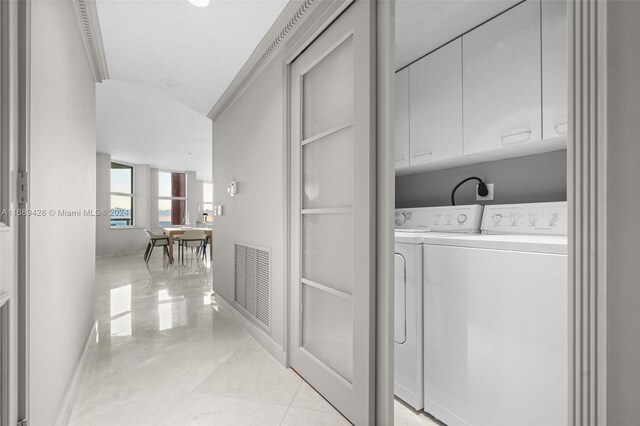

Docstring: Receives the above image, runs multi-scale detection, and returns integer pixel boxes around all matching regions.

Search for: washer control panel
[481,202,567,235]
[395,205,484,233]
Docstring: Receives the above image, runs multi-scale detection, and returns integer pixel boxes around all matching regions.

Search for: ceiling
[396,0,520,70]
[95,0,288,180]
[97,80,213,180]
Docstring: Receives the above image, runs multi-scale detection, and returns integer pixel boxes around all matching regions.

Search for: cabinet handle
[554,121,568,135]
[501,129,532,145]
[395,156,405,162]
[413,150,433,159]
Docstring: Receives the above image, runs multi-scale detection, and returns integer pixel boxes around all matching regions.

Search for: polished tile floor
[70,251,437,425]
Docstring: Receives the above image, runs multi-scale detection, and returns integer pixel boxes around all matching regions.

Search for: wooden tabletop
[162,227,212,263]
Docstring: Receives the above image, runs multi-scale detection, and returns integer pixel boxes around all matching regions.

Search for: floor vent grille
[235,243,270,329]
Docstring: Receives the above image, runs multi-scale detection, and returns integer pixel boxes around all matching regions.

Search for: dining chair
[199,235,211,260]
[144,229,173,264]
[178,230,206,265]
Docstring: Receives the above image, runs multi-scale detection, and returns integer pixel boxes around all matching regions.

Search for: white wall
[396,150,567,208]
[96,152,149,257]
[187,171,200,226]
[213,59,285,349]
[29,0,97,424]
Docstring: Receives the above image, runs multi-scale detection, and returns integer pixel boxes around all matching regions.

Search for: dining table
[162,227,213,264]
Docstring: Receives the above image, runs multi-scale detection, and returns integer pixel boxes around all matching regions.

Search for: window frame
[158,170,188,227]
[110,161,135,228]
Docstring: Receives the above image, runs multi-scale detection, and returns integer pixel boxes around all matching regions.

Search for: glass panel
[159,172,186,198]
[159,172,172,197]
[159,199,186,226]
[203,183,213,203]
[303,126,353,209]
[303,37,354,139]
[203,203,213,223]
[111,163,133,194]
[110,195,133,227]
[302,283,353,382]
[159,199,172,226]
[303,213,352,295]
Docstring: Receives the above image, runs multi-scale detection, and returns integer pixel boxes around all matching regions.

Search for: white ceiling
[396,0,520,70]
[95,0,288,180]
[97,0,288,115]
[97,80,213,180]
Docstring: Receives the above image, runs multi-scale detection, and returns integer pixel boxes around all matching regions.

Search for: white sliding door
[289,1,375,425]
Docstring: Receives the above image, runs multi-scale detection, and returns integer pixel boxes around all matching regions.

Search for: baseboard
[54,321,98,426]
[215,293,287,366]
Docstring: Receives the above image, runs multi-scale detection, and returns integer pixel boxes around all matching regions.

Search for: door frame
[567,0,607,424]
[17,0,31,423]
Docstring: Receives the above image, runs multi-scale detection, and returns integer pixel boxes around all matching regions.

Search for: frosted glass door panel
[302,283,353,382]
[303,37,354,139]
[303,126,353,209]
[303,213,353,295]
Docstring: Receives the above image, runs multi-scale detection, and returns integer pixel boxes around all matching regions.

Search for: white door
[542,0,568,139]
[395,68,410,169]
[289,1,375,424]
[409,38,463,165]
[463,0,542,154]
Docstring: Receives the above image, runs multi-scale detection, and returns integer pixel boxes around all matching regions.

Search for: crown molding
[73,0,109,83]
[208,0,325,121]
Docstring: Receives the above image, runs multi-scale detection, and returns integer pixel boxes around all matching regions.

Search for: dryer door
[394,253,407,344]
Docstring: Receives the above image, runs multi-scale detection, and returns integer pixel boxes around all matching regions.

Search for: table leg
[168,234,174,264]
[209,236,213,261]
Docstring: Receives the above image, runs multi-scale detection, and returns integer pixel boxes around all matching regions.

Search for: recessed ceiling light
[158,78,180,89]
[188,0,209,7]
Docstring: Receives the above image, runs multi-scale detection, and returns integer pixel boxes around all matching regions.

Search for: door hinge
[17,171,28,204]
[17,418,28,426]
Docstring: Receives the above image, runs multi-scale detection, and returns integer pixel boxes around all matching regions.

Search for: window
[202,182,213,222]
[110,162,134,227]
[158,171,186,226]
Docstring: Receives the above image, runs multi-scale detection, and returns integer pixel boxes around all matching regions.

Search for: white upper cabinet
[463,0,542,155]
[395,68,410,169]
[542,0,568,139]
[409,39,463,165]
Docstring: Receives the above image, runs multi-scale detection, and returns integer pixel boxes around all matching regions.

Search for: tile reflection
[99,256,213,343]
[157,289,187,331]
[110,284,132,336]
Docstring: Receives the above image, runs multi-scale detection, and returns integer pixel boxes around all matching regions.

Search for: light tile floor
[69,251,437,426]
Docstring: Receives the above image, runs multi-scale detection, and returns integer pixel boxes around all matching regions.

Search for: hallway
[68,253,350,425]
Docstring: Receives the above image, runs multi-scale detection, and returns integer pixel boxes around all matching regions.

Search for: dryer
[394,205,483,410]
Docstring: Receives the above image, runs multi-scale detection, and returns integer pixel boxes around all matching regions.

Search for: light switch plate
[477,183,494,201]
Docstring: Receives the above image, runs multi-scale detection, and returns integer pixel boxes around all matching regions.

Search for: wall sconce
[227,181,238,197]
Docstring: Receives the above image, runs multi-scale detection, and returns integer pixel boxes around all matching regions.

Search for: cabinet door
[542,0,568,139]
[409,39,463,165]
[395,68,410,169]
[463,0,542,155]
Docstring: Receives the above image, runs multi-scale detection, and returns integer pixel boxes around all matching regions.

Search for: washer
[422,202,568,426]
[394,205,483,410]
